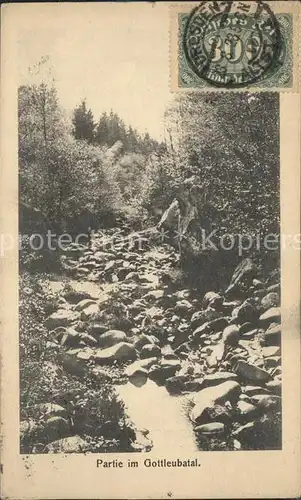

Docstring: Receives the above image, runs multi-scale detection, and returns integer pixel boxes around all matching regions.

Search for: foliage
[72,99,96,143]
[164,92,280,238]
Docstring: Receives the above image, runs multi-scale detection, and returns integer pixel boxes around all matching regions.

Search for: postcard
[1,1,300,498]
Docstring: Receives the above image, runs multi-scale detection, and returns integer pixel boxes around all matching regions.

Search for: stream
[116,379,199,453]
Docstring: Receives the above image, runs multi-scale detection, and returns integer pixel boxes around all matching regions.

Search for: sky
[17,3,173,140]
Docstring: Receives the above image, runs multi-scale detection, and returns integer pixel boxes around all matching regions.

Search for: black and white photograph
[18,14,282,457]
[0,2,300,499]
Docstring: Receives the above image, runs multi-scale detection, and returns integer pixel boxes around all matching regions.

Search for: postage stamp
[170,1,300,91]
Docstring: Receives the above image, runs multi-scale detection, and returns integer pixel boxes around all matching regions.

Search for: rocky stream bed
[20,228,282,453]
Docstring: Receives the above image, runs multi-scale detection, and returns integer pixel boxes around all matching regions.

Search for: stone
[206,342,225,368]
[235,360,272,383]
[94,342,136,364]
[80,303,99,321]
[208,317,229,332]
[185,380,204,392]
[252,279,265,290]
[190,401,233,426]
[222,325,240,346]
[201,372,238,389]
[265,379,282,396]
[225,258,257,296]
[58,351,89,377]
[133,334,156,351]
[241,328,258,339]
[44,416,70,441]
[88,321,107,336]
[231,299,258,324]
[45,309,80,329]
[192,381,241,408]
[165,375,188,394]
[262,345,281,358]
[125,358,158,376]
[140,344,161,359]
[44,435,89,453]
[128,368,148,387]
[264,356,281,369]
[239,322,253,334]
[98,330,127,348]
[192,322,211,338]
[175,289,191,300]
[143,290,165,301]
[267,283,280,294]
[243,386,271,397]
[75,299,97,311]
[250,394,281,411]
[202,291,223,309]
[236,400,259,422]
[191,308,221,328]
[148,359,181,384]
[232,421,256,440]
[194,422,225,435]
[261,292,280,311]
[259,307,281,326]
[38,403,68,419]
[262,323,281,346]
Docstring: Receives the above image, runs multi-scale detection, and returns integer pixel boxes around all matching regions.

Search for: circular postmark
[183,0,281,88]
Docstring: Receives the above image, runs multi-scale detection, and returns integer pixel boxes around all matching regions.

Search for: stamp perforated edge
[169,1,300,93]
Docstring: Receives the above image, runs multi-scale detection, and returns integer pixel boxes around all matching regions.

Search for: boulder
[250,394,281,411]
[262,323,281,346]
[75,299,98,312]
[261,292,280,311]
[259,307,281,326]
[225,258,257,296]
[165,375,188,394]
[148,359,181,385]
[194,422,225,435]
[206,342,225,368]
[44,435,90,453]
[128,368,148,387]
[192,381,241,408]
[94,342,136,364]
[174,299,194,314]
[202,291,223,309]
[80,303,99,321]
[243,385,270,396]
[37,403,68,419]
[222,325,240,346]
[235,360,272,383]
[133,334,157,351]
[46,310,80,330]
[265,379,282,396]
[190,401,233,426]
[140,344,161,359]
[88,321,107,336]
[143,290,165,301]
[191,308,222,328]
[201,372,238,389]
[125,358,158,376]
[98,330,127,348]
[44,416,70,442]
[208,316,229,332]
[236,400,259,422]
[262,345,281,357]
[231,299,258,324]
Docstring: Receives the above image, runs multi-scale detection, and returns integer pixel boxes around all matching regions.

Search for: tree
[72,99,95,143]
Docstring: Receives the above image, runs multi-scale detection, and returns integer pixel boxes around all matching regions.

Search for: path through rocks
[23,228,282,453]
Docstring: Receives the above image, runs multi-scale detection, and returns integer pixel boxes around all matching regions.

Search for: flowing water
[116,379,199,453]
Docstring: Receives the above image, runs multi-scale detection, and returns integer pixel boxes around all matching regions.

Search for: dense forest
[19,64,279,242]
